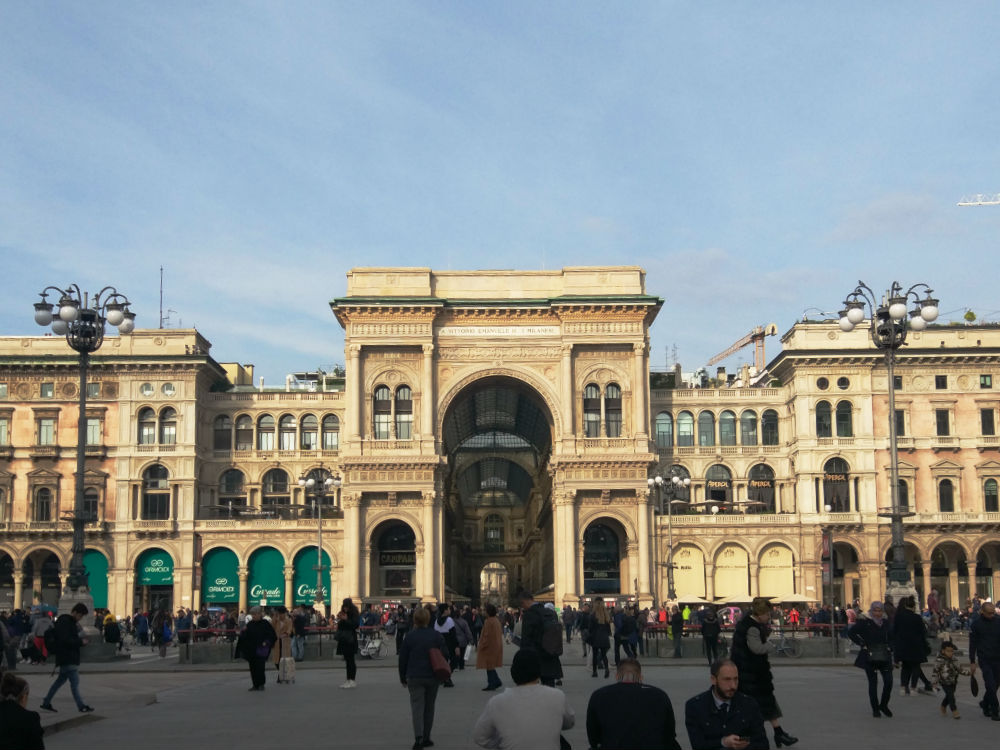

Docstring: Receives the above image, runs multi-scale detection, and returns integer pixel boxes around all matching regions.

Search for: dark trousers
[979,659,1000,714]
[613,636,622,665]
[565,624,573,643]
[865,664,893,710]
[407,677,439,740]
[396,629,407,654]
[344,650,357,680]
[672,630,683,657]
[248,657,266,688]
[940,683,957,711]
[485,668,502,689]
[622,639,636,659]
[592,646,609,675]
[704,636,720,665]
[900,661,932,690]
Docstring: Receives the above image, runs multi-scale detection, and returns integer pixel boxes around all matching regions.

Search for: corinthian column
[347,344,362,442]
[633,342,648,439]
[560,344,574,438]
[422,344,435,441]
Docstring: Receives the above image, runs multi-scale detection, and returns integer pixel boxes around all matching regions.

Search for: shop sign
[207,577,237,598]
[137,551,174,585]
[379,551,416,566]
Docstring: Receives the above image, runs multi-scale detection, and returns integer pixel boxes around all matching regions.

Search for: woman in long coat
[892,595,933,694]
[730,598,798,747]
[270,606,294,681]
[476,603,504,690]
[336,598,361,688]
[240,606,277,691]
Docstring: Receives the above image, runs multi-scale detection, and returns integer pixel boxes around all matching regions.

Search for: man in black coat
[40,602,94,713]
[517,591,562,687]
[685,660,768,750]
[970,601,1000,719]
[587,658,681,750]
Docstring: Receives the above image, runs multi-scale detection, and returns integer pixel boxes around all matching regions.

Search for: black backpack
[43,625,58,654]
[540,607,564,656]
[104,621,121,643]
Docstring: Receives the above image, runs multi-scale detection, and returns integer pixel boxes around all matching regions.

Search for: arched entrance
[441,377,554,601]
[372,522,417,598]
[22,551,62,607]
[0,552,13,610]
[831,542,860,606]
[201,547,239,607]
[480,562,509,607]
[583,522,624,596]
[135,548,174,612]
[247,547,285,607]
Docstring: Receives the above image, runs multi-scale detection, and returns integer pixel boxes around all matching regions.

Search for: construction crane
[957,193,1000,206]
[707,323,778,372]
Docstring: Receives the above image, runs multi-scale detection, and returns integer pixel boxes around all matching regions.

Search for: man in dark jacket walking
[40,602,94,713]
[517,591,562,687]
[970,601,1000,719]
[670,606,685,658]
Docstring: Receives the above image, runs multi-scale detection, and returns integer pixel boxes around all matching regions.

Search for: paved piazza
[21,655,995,749]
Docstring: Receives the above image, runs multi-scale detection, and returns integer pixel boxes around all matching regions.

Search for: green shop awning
[202,548,239,604]
[136,548,174,586]
[83,550,109,610]
[292,547,331,605]
[247,547,284,606]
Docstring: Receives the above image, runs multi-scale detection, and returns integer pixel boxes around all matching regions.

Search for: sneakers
[340,680,357,689]
[940,705,947,716]
[79,705,95,713]
[953,711,961,719]
[917,687,933,695]
[39,703,56,713]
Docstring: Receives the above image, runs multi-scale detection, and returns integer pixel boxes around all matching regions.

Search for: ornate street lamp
[648,469,691,602]
[33,284,135,613]
[837,280,939,603]
[298,469,341,614]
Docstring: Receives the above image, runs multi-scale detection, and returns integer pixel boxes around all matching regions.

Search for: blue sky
[2,3,998,382]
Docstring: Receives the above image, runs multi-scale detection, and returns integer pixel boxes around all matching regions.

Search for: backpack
[43,625,58,654]
[104,622,121,643]
[541,608,563,656]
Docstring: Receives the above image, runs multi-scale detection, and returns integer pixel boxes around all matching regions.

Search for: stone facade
[1,267,998,616]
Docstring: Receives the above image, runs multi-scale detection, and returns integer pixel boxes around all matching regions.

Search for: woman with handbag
[892,595,933,695]
[336,598,361,689]
[240,606,277,691]
[398,606,448,750]
[588,599,612,679]
[849,601,894,717]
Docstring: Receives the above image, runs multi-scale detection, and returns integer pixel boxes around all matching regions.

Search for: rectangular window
[894,410,905,437]
[935,375,948,390]
[396,413,413,440]
[300,430,317,450]
[936,409,950,437]
[0,383,7,399]
[279,431,296,450]
[983,409,997,437]
[86,418,102,445]
[322,430,339,451]
[0,417,8,445]
[142,494,170,520]
[374,413,391,440]
[893,375,902,391]
[583,413,601,438]
[257,431,274,451]
[982,375,993,389]
[87,382,101,398]
[40,382,54,398]
[38,418,56,445]
[606,411,622,439]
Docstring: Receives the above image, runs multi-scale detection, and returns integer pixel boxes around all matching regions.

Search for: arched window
[278,414,296,450]
[235,415,253,451]
[740,410,758,445]
[322,415,340,450]
[34,487,52,522]
[373,385,391,440]
[698,411,715,447]
[897,480,909,512]
[605,383,622,438]
[377,523,416,596]
[583,523,621,594]
[823,457,850,512]
[762,409,779,446]
[395,385,413,440]
[484,513,504,552]
[748,464,776,513]
[300,414,318,450]
[583,384,601,438]
[677,411,694,447]
[262,468,290,512]
[816,401,832,438]
[939,479,955,512]
[83,489,99,523]
[213,415,232,451]
[986,479,999,513]
[719,410,737,446]
[137,407,156,445]
[655,412,673,449]
[257,415,275,450]
[836,401,853,437]
[159,407,177,445]
[705,464,733,509]
[219,469,246,513]
[142,464,170,520]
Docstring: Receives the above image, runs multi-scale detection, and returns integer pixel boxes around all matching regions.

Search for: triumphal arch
[331,267,662,607]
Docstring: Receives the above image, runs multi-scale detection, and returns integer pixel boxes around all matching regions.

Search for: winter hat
[510,649,542,685]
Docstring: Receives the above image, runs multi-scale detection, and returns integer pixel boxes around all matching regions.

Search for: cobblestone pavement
[22,648,991,749]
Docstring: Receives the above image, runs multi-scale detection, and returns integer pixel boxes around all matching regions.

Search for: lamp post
[33,285,135,614]
[837,280,939,604]
[297,469,341,614]
[648,469,691,603]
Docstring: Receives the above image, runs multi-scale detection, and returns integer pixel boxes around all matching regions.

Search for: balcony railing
[210,391,344,402]
[669,513,797,525]
[583,438,631,450]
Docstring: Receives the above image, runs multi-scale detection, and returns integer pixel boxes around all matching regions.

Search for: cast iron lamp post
[837,280,939,603]
[648,469,691,602]
[33,284,135,611]
[297,470,341,613]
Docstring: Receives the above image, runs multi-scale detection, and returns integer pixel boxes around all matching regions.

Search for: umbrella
[768,593,818,604]
[673,594,714,605]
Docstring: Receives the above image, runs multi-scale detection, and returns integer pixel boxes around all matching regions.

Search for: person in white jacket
[472,649,574,750]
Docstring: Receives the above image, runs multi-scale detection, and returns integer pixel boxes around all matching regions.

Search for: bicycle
[357,628,389,659]
[772,629,802,658]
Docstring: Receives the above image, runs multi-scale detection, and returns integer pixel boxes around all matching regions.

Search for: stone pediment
[26,467,61,480]
[929,459,962,471]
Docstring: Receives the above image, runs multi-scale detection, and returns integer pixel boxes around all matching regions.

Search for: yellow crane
[707,323,778,372]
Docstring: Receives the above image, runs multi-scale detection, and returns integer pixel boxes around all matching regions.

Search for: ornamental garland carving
[353,469,436,482]
[563,322,643,335]
[351,323,433,336]
[438,346,563,361]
